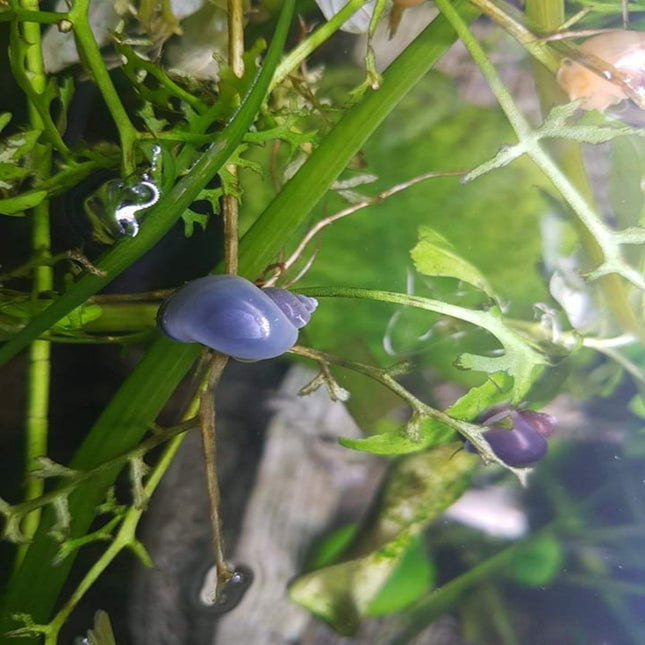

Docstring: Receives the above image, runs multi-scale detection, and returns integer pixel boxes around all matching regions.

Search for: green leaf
[0,190,47,215]
[411,225,495,298]
[340,375,513,456]
[309,523,359,569]
[0,129,41,163]
[301,288,550,403]
[181,208,210,237]
[290,444,476,634]
[453,306,549,402]
[0,113,12,134]
[366,533,435,616]
[0,0,296,368]
[0,3,296,633]
[340,416,453,455]
[507,534,564,587]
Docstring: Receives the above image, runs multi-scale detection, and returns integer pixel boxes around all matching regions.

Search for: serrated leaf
[340,416,453,455]
[411,225,496,298]
[137,103,170,133]
[452,306,549,403]
[31,456,77,479]
[0,190,47,215]
[0,129,41,163]
[48,496,71,542]
[340,375,513,456]
[181,208,210,237]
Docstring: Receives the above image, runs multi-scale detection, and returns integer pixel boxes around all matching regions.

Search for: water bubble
[84,176,160,244]
[197,564,253,614]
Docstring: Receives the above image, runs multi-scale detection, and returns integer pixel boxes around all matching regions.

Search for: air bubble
[198,564,253,615]
[84,175,160,244]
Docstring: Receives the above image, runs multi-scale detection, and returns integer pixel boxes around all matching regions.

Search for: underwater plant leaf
[453,307,549,403]
[301,288,550,403]
[0,0,294,368]
[289,444,476,635]
[339,416,454,455]
[181,208,210,237]
[115,40,206,112]
[339,375,513,456]
[411,225,496,298]
[0,189,47,215]
[507,533,564,587]
[0,3,296,633]
[366,533,435,616]
[309,523,359,569]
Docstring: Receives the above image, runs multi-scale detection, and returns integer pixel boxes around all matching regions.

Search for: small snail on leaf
[467,406,557,467]
[157,275,318,361]
[556,29,645,111]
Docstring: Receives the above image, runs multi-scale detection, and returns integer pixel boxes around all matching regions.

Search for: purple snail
[157,275,318,361]
[468,406,557,467]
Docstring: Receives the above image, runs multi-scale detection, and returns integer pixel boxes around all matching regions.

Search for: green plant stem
[239,0,480,282]
[435,0,645,300]
[42,431,190,645]
[467,0,558,72]
[39,355,227,643]
[1,417,198,528]
[68,0,138,174]
[271,0,370,90]
[15,0,54,568]
[0,0,295,369]
[289,344,525,476]
[524,0,645,341]
[0,4,295,638]
[0,9,68,23]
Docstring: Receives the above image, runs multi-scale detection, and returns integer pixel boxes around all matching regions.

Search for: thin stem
[289,344,525,476]
[271,0,370,91]
[3,417,198,523]
[198,352,232,599]
[68,0,138,174]
[264,170,465,287]
[0,8,69,23]
[221,0,245,276]
[526,0,645,341]
[44,432,187,644]
[467,0,559,72]
[436,0,645,308]
[15,0,54,568]
[227,0,245,80]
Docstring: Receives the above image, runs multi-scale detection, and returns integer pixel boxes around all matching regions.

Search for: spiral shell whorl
[262,288,318,329]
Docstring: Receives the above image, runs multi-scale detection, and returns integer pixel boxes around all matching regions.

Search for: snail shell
[557,30,645,111]
[468,407,555,467]
[157,275,318,361]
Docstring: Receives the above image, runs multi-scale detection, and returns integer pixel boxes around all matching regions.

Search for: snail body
[557,30,645,111]
[157,275,317,361]
[468,407,556,467]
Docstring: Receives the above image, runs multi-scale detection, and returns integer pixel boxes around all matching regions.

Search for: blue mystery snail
[467,407,557,467]
[157,275,318,361]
